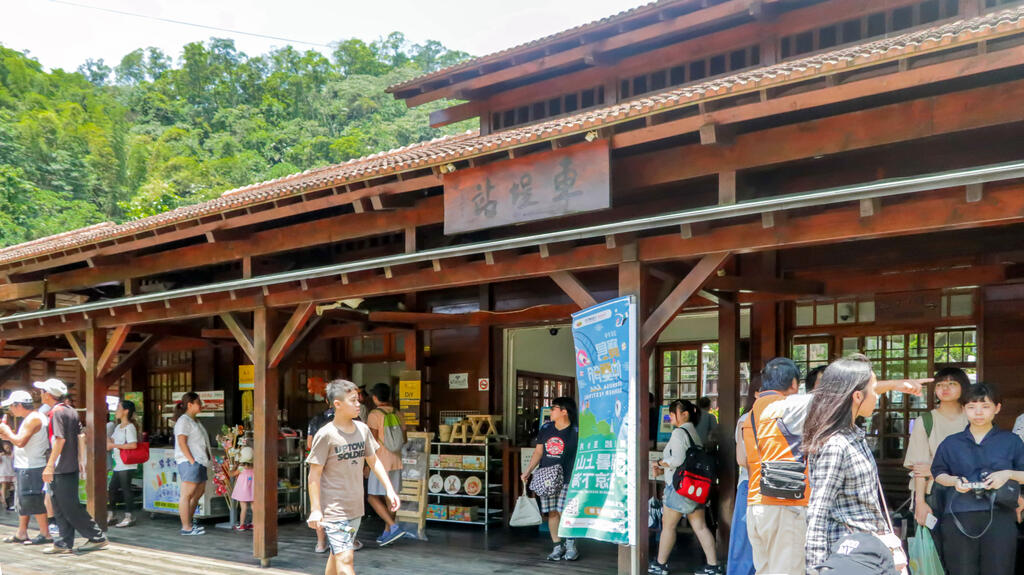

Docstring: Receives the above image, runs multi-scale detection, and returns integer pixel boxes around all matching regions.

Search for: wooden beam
[64,332,86,367]
[220,313,255,363]
[4,181,1024,342]
[97,325,131,378]
[719,171,737,205]
[84,327,107,530]
[103,334,161,385]
[705,275,823,295]
[716,290,739,546]
[616,79,1024,191]
[3,174,442,280]
[2,196,445,301]
[550,271,598,309]
[267,303,316,369]
[404,0,756,107]
[252,307,278,564]
[0,347,42,382]
[642,253,730,347]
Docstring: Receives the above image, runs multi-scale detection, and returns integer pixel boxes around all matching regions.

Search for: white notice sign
[449,373,469,389]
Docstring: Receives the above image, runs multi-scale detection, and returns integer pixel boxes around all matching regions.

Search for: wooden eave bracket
[267,303,317,369]
[96,325,131,377]
[550,271,598,309]
[641,252,731,347]
[220,312,256,363]
[102,334,161,384]
[64,332,87,367]
[0,347,43,381]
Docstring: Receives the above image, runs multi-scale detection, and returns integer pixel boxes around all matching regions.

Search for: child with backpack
[366,383,406,546]
[650,399,720,575]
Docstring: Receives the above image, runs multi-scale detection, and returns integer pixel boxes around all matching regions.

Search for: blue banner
[559,295,637,545]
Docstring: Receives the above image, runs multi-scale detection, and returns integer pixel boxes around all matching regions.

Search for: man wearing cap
[36,378,107,554]
[0,390,51,545]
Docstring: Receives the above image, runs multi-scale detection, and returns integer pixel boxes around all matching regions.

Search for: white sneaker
[564,539,579,561]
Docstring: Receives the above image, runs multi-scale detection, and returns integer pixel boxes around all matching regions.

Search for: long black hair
[669,399,700,426]
[803,354,874,455]
[552,396,577,427]
[120,399,139,434]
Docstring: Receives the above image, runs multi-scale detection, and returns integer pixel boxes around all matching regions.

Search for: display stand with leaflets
[397,431,431,539]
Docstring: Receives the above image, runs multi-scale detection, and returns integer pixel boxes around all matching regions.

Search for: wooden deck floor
[0,510,705,574]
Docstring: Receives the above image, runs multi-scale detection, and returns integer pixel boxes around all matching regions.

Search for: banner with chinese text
[559,295,637,545]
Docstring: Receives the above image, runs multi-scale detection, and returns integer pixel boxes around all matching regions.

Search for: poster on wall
[559,295,637,545]
[448,372,469,390]
[399,370,422,427]
[238,364,255,390]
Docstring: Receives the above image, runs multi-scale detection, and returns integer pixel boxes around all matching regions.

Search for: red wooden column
[253,307,279,566]
[618,260,650,575]
[716,292,740,548]
[84,326,108,530]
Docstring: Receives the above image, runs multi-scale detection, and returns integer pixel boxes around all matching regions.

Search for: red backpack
[671,427,716,505]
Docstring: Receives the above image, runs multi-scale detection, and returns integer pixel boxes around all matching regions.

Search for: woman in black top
[521,397,579,562]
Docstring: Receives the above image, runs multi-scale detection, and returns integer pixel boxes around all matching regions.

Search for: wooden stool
[449,419,470,443]
[467,415,498,442]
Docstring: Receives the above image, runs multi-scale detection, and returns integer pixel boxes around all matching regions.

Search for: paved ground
[0,509,709,575]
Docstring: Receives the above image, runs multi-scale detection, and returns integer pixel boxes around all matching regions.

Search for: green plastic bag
[908,527,944,575]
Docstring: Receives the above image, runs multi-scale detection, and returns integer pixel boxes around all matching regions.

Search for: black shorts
[15,467,46,516]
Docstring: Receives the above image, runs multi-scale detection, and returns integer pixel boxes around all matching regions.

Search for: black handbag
[529,464,564,497]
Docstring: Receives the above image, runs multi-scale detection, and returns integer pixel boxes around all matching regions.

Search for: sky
[1,0,651,72]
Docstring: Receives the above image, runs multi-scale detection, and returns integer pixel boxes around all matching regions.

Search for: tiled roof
[1,7,1022,269]
[386,0,684,94]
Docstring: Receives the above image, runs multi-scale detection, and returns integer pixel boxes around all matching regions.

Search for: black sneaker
[648,560,669,575]
[696,565,722,575]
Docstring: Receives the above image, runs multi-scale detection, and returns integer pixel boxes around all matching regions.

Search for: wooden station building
[2,0,1024,571]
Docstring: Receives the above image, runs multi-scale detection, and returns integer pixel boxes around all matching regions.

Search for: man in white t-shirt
[0,390,51,545]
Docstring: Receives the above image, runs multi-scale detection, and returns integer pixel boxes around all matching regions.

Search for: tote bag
[510,482,543,527]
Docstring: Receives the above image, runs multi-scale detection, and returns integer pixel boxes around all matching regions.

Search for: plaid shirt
[805,427,889,572]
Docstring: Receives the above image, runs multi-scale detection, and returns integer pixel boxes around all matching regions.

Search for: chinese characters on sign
[443,139,611,234]
[559,296,637,545]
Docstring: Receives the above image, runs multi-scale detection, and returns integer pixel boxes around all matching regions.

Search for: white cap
[239,446,254,464]
[33,378,68,398]
[1,390,33,407]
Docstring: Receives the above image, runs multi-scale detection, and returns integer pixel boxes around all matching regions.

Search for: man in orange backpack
[742,358,810,575]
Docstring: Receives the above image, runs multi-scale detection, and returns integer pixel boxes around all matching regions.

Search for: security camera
[549,328,560,336]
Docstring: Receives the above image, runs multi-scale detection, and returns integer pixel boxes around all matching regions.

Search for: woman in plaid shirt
[802,354,919,574]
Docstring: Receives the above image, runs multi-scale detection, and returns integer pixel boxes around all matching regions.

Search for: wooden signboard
[875,290,942,324]
[443,139,611,234]
[397,431,431,539]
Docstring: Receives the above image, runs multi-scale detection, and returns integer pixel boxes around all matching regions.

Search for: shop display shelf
[428,493,487,499]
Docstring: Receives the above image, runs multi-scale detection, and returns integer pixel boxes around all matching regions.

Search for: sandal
[3,535,28,543]
[23,535,53,545]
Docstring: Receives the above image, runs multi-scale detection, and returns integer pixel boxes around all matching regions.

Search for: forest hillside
[0,33,473,248]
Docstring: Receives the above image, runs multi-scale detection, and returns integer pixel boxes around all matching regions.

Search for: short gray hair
[325,379,359,404]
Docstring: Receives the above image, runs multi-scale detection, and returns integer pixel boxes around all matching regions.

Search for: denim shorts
[177,461,208,484]
[664,484,700,515]
[323,517,362,555]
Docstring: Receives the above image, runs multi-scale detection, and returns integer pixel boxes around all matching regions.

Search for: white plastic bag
[509,493,543,527]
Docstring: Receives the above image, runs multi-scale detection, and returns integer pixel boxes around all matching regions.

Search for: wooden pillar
[618,260,650,575]
[749,252,779,398]
[252,308,279,565]
[84,326,108,530]
[717,293,740,549]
